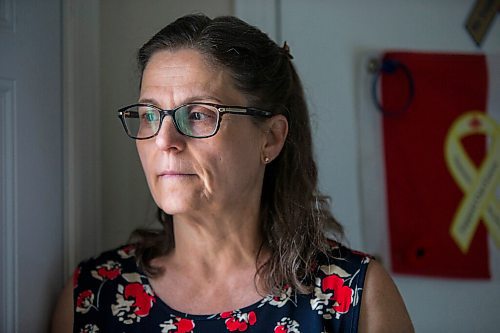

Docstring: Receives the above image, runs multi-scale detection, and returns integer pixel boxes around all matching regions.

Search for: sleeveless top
[73,243,371,333]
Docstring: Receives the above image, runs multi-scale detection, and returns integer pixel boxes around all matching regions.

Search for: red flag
[381,52,490,278]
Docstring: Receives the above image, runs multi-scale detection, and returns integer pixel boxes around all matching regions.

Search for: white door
[0,0,63,331]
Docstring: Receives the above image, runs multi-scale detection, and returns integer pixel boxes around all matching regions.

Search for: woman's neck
[148,209,271,314]
[169,209,266,276]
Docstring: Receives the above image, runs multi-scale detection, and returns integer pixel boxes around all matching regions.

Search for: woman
[53,14,413,332]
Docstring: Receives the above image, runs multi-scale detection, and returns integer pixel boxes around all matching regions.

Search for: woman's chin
[155,196,199,216]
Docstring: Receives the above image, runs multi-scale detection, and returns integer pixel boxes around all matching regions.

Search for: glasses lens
[122,105,160,138]
[175,104,219,137]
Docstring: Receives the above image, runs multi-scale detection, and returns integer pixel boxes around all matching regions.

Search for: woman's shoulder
[78,244,136,268]
[80,244,137,264]
[308,241,372,323]
[72,244,157,329]
[74,244,139,290]
[314,240,372,275]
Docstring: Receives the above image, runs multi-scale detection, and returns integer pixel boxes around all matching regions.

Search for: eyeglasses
[117,102,273,140]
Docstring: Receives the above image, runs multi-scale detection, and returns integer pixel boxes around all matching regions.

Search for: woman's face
[137,49,267,218]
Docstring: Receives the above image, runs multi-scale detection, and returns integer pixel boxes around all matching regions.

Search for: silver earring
[264,156,270,163]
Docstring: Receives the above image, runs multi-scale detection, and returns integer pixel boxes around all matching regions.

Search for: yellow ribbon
[445,111,500,254]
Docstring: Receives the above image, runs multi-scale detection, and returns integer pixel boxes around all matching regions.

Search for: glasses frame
[117,102,273,140]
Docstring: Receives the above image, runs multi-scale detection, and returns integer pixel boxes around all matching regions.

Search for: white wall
[99,0,234,249]
[249,0,499,332]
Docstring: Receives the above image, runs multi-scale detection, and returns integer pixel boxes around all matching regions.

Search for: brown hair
[130,14,343,294]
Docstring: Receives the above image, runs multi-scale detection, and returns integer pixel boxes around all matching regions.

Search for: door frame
[63,0,102,277]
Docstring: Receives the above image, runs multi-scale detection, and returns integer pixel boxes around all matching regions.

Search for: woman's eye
[187,107,215,121]
[145,112,156,122]
[140,109,158,122]
[189,111,208,120]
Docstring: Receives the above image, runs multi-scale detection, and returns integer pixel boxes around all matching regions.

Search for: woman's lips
[158,171,196,178]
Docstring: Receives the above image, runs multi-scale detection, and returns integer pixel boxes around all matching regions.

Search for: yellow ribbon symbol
[445,111,500,254]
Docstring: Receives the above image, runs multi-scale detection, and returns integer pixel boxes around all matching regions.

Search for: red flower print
[274,325,287,333]
[175,318,195,333]
[225,317,247,332]
[221,311,232,319]
[91,260,122,281]
[124,282,156,316]
[112,282,155,324]
[76,289,94,314]
[221,310,257,331]
[311,264,359,320]
[73,266,81,289]
[118,244,136,259]
[322,275,353,314]
[159,317,195,333]
[274,317,300,333]
[97,266,120,280]
[248,311,257,325]
[266,284,292,308]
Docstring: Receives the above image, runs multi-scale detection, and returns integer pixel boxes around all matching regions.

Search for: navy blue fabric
[73,243,370,333]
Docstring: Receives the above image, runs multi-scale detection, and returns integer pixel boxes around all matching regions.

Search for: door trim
[62,0,102,277]
[1,78,18,333]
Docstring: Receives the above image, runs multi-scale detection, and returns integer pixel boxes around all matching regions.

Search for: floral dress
[73,243,371,333]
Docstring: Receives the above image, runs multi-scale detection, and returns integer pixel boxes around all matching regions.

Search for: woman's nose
[154,116,186,151]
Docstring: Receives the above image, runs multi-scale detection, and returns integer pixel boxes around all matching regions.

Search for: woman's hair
[130,14,344,294]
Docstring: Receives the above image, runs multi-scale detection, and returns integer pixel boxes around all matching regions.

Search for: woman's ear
[261,115,288,164]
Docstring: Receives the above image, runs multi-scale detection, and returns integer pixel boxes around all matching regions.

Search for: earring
[264,156,270,163]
